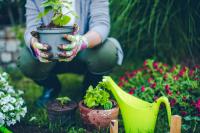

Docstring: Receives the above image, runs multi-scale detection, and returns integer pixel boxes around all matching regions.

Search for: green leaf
[103,101,113,110]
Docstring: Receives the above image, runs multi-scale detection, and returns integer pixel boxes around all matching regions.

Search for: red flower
[141,86,145,92]
[170,66,176,72]
[151,82,156,89]
[173,75,179,81]
[143,60,147,67]
[163,74,168,80]
[118,82,124,87]
[181,111,187,116]
[129,90,134,95]
[119,76,126,82]
[189,69,194,76]
[195,99,200,112]
[158,68,163,74]
[165,84,170,90]
[170,99,176,107]
[148,78,154,84]
[153,62,158,69]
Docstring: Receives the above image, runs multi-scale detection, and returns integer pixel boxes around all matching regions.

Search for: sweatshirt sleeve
[89,0,110,42]
[24,0,42,48]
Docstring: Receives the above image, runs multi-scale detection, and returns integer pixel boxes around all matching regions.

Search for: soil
[11,124,50,133]
[47,101,77,112]
[39,22,62,29]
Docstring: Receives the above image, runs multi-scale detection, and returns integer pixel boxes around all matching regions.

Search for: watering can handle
[156,96,172,126]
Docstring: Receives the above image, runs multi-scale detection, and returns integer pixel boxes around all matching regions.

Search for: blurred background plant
[110,0,200,64]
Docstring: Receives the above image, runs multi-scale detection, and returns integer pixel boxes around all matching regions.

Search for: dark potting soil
[10,124,50,133]
[39,22,63,29]
[48,101,77,112]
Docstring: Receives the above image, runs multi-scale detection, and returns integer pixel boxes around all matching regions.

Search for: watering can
[103,76,171,133]
[0,126,12,133]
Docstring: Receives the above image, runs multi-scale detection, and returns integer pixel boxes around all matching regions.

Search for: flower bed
[0,72,27,127]
[118,59,200,132]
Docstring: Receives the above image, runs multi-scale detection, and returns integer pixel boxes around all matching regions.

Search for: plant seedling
[37,0,78,27]
[56,96,71,106]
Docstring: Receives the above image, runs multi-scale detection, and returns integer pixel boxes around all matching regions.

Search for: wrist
[81,36,89,50]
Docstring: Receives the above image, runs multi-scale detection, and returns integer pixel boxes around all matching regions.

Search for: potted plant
[35,0,78,60]
[47,96,77,125]
[79,82,119,130]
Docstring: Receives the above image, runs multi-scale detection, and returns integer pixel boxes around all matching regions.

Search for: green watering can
[103,76,172,133]
[0,126,12,133]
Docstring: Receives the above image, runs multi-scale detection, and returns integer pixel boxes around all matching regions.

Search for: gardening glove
[30,32,53,63]
[57,24,89,62]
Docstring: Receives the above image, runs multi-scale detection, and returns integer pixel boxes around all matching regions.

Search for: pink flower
[141,86,145,92]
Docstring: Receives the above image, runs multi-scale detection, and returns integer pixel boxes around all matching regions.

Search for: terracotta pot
[47,100,77,125]
[79,100,119,129]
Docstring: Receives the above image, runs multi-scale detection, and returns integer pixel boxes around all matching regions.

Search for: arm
[24,0,42,48]
[86,0,110,48]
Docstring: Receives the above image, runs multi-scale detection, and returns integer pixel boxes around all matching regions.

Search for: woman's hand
[30,37,52,63]
[57,24,89,62]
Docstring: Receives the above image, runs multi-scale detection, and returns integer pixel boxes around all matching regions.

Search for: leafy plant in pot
[47,96,77,125]
[35,0,78,60]
[79,82,119,130]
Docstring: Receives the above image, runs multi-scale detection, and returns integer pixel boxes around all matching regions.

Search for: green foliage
[84,83,113,110]
[110,0,200,63]
[38,0,78,26]
[56,96,71,106]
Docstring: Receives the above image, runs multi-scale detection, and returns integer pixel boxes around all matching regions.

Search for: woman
[18,0,123,107]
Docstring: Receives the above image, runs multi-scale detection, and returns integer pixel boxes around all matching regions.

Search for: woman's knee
[80,38,119,74]
[17,47,55,80]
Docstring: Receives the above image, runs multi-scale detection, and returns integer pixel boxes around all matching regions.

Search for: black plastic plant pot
[47,100,77,126]
[37,26,73,61]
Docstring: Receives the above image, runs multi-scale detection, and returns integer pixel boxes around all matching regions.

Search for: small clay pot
[79,100,119,129]
[47,100,77,125]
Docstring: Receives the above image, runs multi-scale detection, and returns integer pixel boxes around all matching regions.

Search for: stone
[6,40,18,52]
[0,52,12,63]
[0,39,5,51]
[0,30,5,38]
[5,27,15,38]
